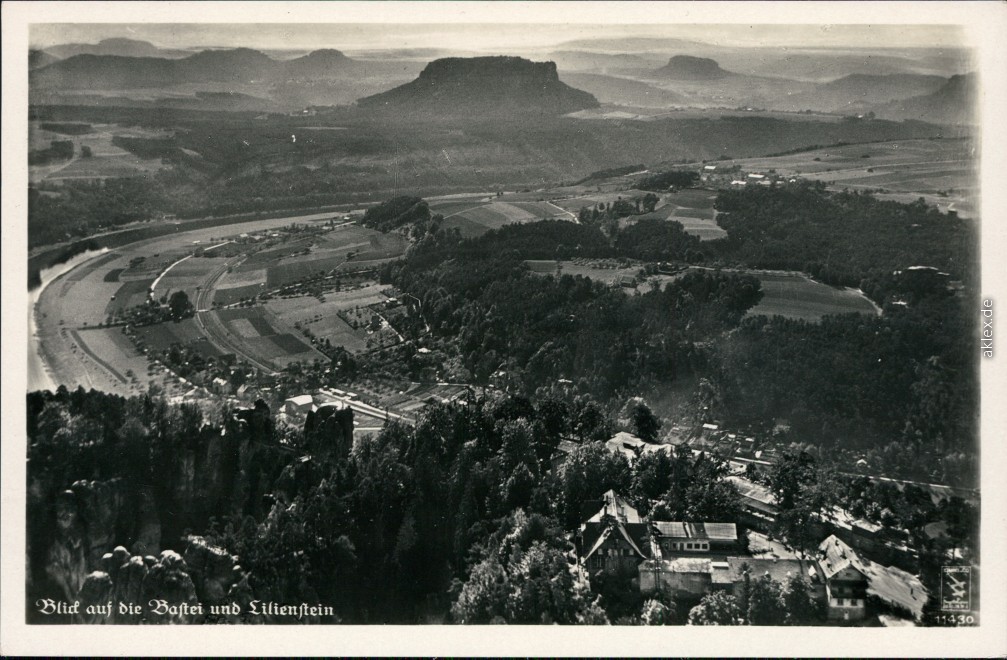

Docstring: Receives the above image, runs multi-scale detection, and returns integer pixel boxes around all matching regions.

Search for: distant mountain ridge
[29,49,60,70]
[43,38,193,60]
[870,73,977,124]
[31,47,365,89]
[356,56,600,117]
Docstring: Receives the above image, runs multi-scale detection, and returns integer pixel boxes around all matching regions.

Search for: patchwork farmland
[527,260,879,320]
[433,199,572,238]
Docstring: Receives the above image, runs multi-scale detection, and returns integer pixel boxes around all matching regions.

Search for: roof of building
[285,394,314,407]
[554,439,580,456]
[581,491,648,561]
[653,521,738,542]
[585,490,642,525]
[608,431,646,448]
[817,535,927,618]
[662,557,713,573]
[818,506,884,536]
[726,475,777,507]
[818,535,865,580]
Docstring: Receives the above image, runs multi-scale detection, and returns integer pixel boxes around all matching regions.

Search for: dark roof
[652,521,738,542]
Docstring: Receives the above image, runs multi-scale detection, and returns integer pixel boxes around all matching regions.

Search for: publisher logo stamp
[941,566,972,611]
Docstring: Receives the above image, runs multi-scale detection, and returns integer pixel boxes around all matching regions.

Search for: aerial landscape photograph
[8,4,998,643]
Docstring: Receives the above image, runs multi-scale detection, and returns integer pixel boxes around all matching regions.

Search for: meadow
[437,201,567,238]
[745,272,880,321]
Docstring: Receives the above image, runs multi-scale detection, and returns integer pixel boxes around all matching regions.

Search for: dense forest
[26,387,976,624]
[712,181,975,294]
[377,222,761,394]
[27,101,960,248]
[360,184,977,485]
[26,387,738,623]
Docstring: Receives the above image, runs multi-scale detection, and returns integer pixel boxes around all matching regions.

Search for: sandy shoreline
[28,249,109,392]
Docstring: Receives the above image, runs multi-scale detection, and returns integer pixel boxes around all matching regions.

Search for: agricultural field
[673,216,727,240]
[745,272,880,321]
[216,225,407,294]
[549,189,655,213]
[528,260,879,318]
[134,318,222,360]
[29,121,172,184]
[266,295,374,354]
[720,138,977,217]
[70,327,151,392]
[106,279,154,316]
[526,259,647,287]
[428,198,494,217]
[266,254,348,288]
[211,306,325,368]
[439,201,569,238]
[151,256,228,301]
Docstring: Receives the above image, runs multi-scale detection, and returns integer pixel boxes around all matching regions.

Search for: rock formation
[654,55,731,80]
[356,56,600,118]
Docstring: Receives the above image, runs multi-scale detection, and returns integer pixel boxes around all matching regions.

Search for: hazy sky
[30,23,966,53]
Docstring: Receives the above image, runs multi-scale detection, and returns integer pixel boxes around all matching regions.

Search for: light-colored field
[210,306,327,367]
[550,190,654,212]
[527,261,879,319]
[440,201,565,238]
[217,266,268,287]
[747,272,880,321]
[151,256,228,300]
[265,284,390,353]
[719,138,977,217]
[72,327,150,385]
[526,259,645,286]
[674,215,727,240]
[29,121,173,183]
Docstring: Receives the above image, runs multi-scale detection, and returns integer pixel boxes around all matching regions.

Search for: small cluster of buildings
[577,491,927,623]
[698,163,796,189]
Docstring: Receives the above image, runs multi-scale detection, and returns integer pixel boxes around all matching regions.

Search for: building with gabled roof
[818,534,928,621]
[605,431,647,461]
[579,490,649,574]
[818,535,869,621]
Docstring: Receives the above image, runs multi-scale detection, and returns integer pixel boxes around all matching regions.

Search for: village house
[283,393,314,417]
[818,535,870,621]
[817,535,927,622]
[579,490,649,574]
[604,431,648,461]
[602,432,676,463]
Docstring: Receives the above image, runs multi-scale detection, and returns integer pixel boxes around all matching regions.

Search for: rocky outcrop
[654,55,731,80]
[356,56,600,118]
[75,548,201,623]
[304,404,354,463]
[182,535,241,605]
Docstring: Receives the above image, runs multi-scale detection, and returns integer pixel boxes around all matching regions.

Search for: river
[27,248,109,392]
